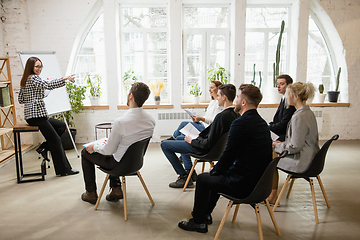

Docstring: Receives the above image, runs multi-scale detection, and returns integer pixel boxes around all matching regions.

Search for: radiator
[313,110,323,133]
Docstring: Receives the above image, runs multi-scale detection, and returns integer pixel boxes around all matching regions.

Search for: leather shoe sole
[59,169,80,176]
[81,193,98,205]
[106,194,123,201]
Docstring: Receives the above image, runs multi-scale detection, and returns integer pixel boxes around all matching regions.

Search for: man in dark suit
[161,84,239,188]
[269,74,296,141]
[178,84,272,233]
[268,74,296,204]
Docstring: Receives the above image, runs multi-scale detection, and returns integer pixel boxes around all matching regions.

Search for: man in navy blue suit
[178,84,272,233]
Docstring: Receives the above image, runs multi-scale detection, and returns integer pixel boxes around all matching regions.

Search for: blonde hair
[286,82,315,104]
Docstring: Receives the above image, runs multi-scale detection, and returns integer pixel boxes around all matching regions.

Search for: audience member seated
[270,82,319,204]
[178,84,272,233]
[161,84,239,189]
[267,74,296,203]
[165,80,223,141]
[81,82,155,205]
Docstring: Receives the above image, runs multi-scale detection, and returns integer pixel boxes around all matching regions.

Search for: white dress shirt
[203,99,223,125]
[94,108,155,162]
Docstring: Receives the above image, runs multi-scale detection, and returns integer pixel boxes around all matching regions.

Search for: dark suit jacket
[269,98,296,141]
[211,109,272,199]
[189,107,239,155]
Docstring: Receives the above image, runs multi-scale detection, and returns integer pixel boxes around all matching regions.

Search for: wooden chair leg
[214,201,233,240]
[183,159,198,192]
[94,174,110,210]
[202,161,205,173]
[137,171,155,205]
[317,175,330,208]
[232,204,240,223]
[286,178,296,198]
[273,175,291,212]
[255,205,264,240]
[265,199,281,236]
[309,178,319,224]
[122,176,127,221]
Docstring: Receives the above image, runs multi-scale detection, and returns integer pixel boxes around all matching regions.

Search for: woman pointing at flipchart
[18,56,79,177]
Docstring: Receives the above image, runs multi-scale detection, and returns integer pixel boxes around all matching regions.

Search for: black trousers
[81,148,121,192]
[26,117,72,175]
[192,173,238,223]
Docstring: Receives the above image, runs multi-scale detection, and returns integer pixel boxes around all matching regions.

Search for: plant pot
[154,96,160,105]
[90,97,99,106]
[314,93,326,103]
[194,96,200,104]
[327,91,340,103]
[61,128,77,150]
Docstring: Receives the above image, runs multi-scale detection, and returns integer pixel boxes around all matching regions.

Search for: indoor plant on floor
[85,73,102,105]
[52,81,87,150]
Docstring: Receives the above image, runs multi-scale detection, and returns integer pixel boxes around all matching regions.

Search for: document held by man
[180,122,200,139]
[83,137,108,147]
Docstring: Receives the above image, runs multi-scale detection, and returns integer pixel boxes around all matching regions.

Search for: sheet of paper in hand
[180,122,200,139]
[270,131,279,141]
[83,137,108,147]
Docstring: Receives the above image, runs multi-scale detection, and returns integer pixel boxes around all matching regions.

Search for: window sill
[181,103,209,108]
[117,104,174,109]
[84,105,109,110]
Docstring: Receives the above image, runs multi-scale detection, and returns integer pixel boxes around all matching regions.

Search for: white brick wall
[0,0,359,146]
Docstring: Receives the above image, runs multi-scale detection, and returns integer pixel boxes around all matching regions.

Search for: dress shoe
[36,147,50,162]
[191,211,212,225]
[169,174,193,188]
[178,218,208,233]
[186,169,197,182]
[59,169,79,176]
[106,186,123,201]
[81,191,98,205]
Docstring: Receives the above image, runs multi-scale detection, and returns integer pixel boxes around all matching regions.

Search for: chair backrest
[100,137,151,176]
[299,134,339,177]
[221,151,288,204]
[189,132,229,161]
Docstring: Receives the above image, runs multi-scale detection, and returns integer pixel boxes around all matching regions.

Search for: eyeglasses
[34,65,43,69]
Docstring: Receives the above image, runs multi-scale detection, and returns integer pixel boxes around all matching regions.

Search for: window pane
[246,8,288,28]
[122,32,144,78]
[184,7,228,28]
[245,32,264,84]
[209,34,226,70]
[122,7,167,28]
[307,15,334,92]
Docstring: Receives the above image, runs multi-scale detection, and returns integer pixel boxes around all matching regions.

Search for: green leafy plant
[85,74,102,98]
[335,67,341,91]
[207,63,230,84]
[52,82,86,127]
[123,69,140,91]
[273,20,285,87]
[319,84,324,94]
[190,83,202,97]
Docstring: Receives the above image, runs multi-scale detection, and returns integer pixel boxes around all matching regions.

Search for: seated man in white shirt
[81,82,156,204]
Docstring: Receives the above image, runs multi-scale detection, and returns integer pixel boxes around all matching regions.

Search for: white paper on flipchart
[179,122,200,139]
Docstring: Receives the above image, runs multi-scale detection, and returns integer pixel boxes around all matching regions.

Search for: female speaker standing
[18,56,79,176]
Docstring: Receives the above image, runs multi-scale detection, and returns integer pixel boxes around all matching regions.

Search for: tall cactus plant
[335,67,341,92]
[273,20,285,87]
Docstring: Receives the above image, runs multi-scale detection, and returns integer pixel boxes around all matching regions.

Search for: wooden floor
[0,140,360,240]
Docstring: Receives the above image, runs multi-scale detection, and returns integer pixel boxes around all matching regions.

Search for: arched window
[73,13,107,104]
[307,14,335,93]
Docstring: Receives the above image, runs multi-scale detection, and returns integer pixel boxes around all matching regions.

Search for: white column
[231,0,246,88]
[289,0,310,82]
[168,0,182,110]
[103,0,120,111]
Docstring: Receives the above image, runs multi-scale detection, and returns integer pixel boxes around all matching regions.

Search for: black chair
[94,138,154,220]
[214,151,288,240]
[183,132,229,191]
[272,134,339,224]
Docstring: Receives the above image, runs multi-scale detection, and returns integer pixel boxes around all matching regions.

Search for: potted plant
[149,80,165,105]
[327,67,341,102]
[207,63,230,84]
[52,81,87,149]
[190,83,202,104]
[123,69,139,92]
[315,84,326,103]
[85,73,102,105]
[251,63,263,89]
